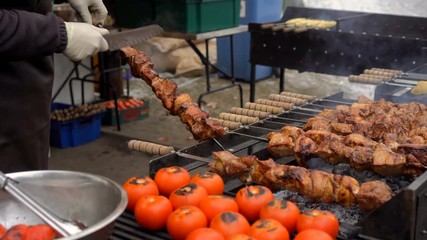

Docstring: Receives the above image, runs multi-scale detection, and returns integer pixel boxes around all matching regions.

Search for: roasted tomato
[0,224,7,238]
[247,219,289,240]
[166,206,208,240]
[122,176,159,211]
[227,233,257,240]
[209,211,251,239]
[154,166,191,196]
[186,228,225,240]
[199,195,239,222]
[190,172,224,195]
[296,209,339,239]
[294,229,334,240]
[235,185,274,222]
[259,199,300,233]
[25,224,56,240]
[2,224,29,240]
[134,195,173,231]
[169,183,208,210]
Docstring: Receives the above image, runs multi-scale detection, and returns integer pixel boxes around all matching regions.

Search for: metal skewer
[293,106,323,113]
[283,110,317,117]
[175,151,213,164]
[314,98,353,105]
[384,82,416,88]
[268,115,308,123]
[304,102,335,109]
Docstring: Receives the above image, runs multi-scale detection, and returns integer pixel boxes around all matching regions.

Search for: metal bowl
[0,170,127,240]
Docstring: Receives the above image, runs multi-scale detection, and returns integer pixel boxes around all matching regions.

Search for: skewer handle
[210,118,242,130]
[244,102,283,114]
[219,112,259,125]
[255,99,294,110]
[230,107,270,119]
[363,69,396,78]
[128,140,174,155]
[279,92,316,102]
[268,94,307,106]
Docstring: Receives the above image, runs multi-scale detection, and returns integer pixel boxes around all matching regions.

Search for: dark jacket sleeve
[0,9,68,61]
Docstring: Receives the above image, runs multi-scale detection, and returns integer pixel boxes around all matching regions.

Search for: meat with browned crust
[120,47,224,141]
[209,151,394,212]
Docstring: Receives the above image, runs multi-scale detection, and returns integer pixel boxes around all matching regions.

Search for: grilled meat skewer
[268,126,427,176]
[120,47,225,141]
[209,151,393,212]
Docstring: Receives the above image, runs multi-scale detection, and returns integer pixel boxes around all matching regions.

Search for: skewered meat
[304,97,427,144]
[120,47,225,141]
[268,97,427,176]
[267,126,305,157]
[271,127,425,176]
[209,151,393,212]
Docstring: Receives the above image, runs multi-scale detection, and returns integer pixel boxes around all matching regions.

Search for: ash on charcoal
[274,190,365,225]
[308,160,415,193]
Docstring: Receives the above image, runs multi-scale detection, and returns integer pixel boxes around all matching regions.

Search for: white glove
[68,0,108,25]
[63,22,109,62]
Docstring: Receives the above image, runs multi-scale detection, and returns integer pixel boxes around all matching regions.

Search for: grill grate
[110,91,427,240]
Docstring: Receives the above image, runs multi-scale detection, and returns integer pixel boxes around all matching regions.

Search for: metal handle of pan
[128,140,174,156]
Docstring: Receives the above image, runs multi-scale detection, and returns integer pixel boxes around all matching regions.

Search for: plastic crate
[155,0,240,33]
[115,0,155,28]
[50,103,102,149]
[217,0,283,81]
[102,100,149,126]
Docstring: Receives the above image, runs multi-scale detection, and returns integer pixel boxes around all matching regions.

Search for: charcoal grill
[247,7,427,101]
[108,92,427,240]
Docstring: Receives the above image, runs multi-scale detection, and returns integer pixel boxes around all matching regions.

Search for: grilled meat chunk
[121,47,224,141]
[372,144,406,176]
[357,181,394,212]
[210,151,393,212]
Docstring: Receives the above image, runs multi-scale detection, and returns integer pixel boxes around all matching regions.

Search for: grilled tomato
[296,209,339,239]
[169,183,208,210]
[134,195,173,231]
[167,206,208,240]
[209,211,251,239]
[190,171,224,195]
[122,176,159,211]
[199,195,239,222]
[294,229,334,240]
[0,224,6,238]
[186,228,225,240]
[25,224,57,240]
[227,233,257,240]
[259,199,300,233]
[154,166,191,196]
[235,185,274,222]
[2,224,29,240]
[247,219,289,240]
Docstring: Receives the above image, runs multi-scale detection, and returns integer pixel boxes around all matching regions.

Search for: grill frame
[249,6,427,75]
[109,91,427,240]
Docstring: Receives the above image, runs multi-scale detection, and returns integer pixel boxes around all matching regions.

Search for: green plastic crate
[115,0,155,28]
[155,0,240,33]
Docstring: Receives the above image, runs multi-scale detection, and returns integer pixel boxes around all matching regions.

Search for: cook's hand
[63,22,109,62]
[68,0,108,25]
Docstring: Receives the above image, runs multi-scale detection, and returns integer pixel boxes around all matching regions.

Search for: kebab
[120,47,225,141]
[303,96,427,144]
[209,151,393,212]
[268,125,427,176]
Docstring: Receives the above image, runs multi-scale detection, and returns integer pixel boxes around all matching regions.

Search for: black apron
[0,0,55,173]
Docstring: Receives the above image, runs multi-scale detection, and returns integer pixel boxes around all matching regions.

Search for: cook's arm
[0,9,67,61]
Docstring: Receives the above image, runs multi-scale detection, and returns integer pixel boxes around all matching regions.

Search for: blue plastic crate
[217,0,283,81]
[50,103,102,149]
